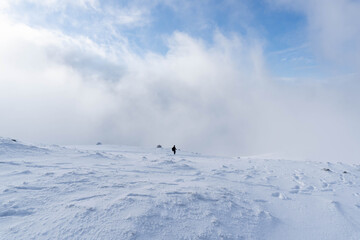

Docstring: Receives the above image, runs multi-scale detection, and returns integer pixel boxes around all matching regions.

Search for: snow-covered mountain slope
[1,138,360,240]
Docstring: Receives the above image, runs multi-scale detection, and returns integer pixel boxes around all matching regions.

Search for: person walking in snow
[172,145,177,155]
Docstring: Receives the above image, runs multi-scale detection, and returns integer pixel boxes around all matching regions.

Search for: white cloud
[1,2,360,163]
[0,1,9,10]
[0,14,268,155]
[0,16,119,142]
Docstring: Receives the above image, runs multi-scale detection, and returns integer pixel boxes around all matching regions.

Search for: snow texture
[1,137,360,239]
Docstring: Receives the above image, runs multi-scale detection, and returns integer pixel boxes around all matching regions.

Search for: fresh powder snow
[1,137,360,239]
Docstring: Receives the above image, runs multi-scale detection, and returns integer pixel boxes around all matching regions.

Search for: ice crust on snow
[1,138,360,239]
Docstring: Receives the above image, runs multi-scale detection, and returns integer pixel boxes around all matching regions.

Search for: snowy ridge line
[0,140,360,239]
[0,137,51,157]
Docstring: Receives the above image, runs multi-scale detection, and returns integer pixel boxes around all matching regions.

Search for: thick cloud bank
[0,1,359,162]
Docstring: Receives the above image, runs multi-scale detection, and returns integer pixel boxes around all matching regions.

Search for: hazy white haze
[0,0,359,162]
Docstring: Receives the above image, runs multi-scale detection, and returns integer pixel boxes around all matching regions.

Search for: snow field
[1,138,360,239]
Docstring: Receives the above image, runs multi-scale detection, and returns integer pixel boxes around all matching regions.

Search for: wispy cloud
[4,0,99,10]
[269,43,309,56]
[269,0,360,72]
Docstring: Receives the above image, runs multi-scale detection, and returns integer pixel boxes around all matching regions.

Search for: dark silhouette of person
[172,145,177,155]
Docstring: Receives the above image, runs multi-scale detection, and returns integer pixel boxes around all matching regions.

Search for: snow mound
[0,137,50,157]
[1,141,360,239]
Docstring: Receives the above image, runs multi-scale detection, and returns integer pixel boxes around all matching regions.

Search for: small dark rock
[156,145,162,148]
[96,142,102,145]
[323,168,331,172]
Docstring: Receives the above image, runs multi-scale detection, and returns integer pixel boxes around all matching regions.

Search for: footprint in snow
[300,185,316,195]
[292,173,306,187]
[320,180,334,192]
[264,176,278,183]
[272,192,291,200]
[289,185,300,194]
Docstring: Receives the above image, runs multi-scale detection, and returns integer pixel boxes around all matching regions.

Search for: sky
[0,0,360,162]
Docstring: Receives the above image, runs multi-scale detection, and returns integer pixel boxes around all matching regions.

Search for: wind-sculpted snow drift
[1,138,360,239]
